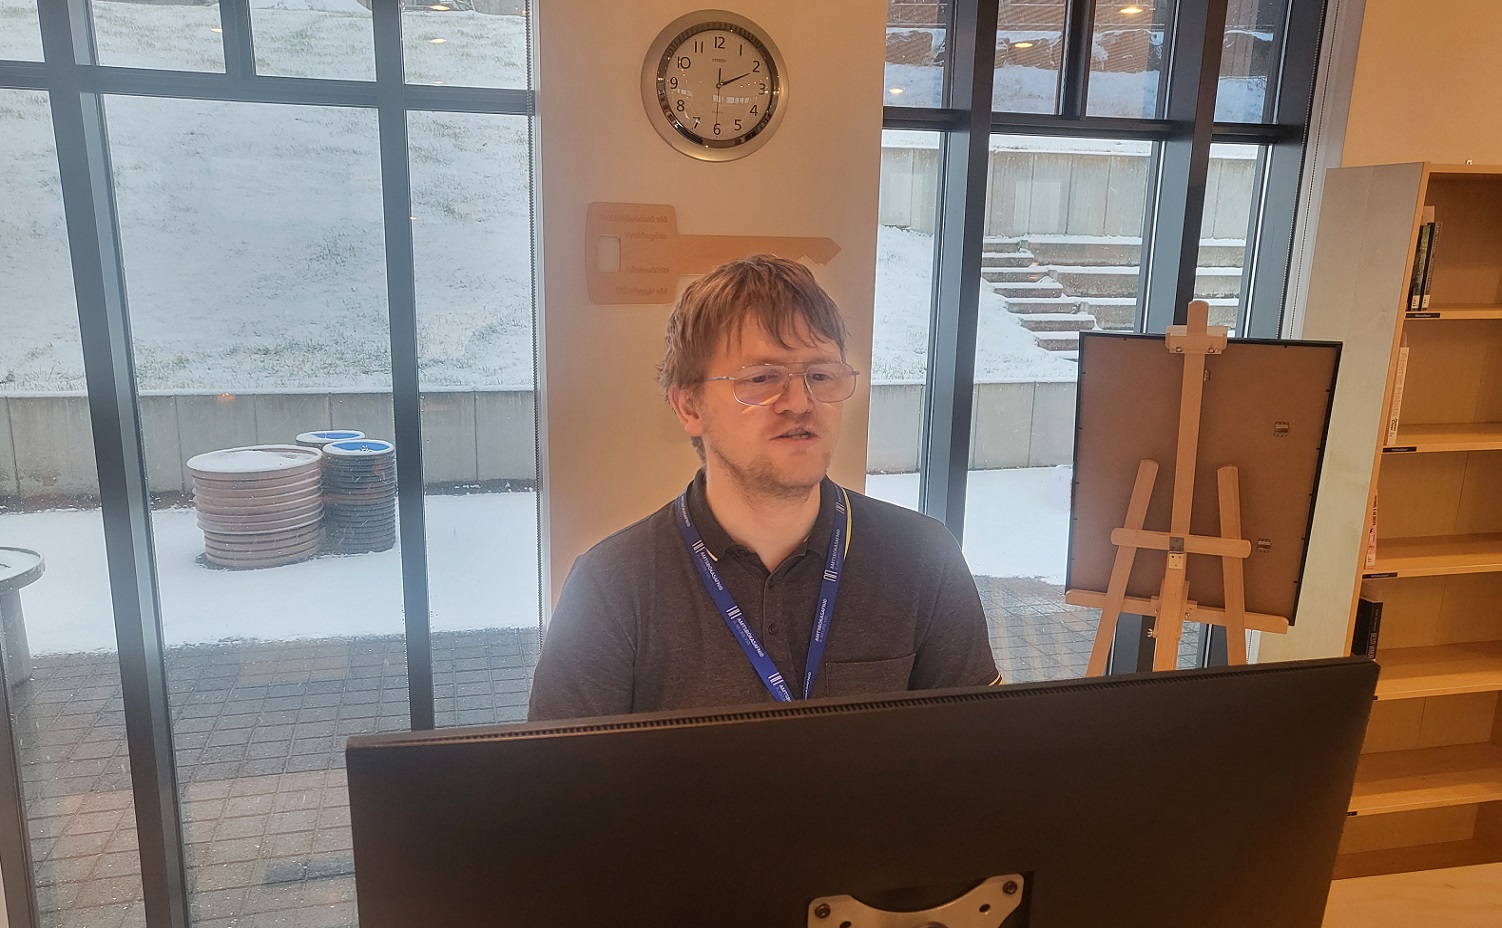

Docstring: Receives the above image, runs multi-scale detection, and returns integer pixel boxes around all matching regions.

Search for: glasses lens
[803,362,857,403]
[733,366,791,406]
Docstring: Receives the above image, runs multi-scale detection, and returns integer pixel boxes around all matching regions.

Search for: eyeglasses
[704,362,861,407]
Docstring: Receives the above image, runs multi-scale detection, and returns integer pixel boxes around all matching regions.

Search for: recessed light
[429,37,448,44]
[888,87,904,95]
[1121,5,1145,14]
[430,3,451,9]
[210,26,223,34]
[1013,41,1035,49]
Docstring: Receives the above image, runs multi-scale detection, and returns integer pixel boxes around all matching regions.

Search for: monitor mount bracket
[807,874,1026,928]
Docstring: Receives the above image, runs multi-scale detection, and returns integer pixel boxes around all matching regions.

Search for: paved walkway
[7,580,1143,927]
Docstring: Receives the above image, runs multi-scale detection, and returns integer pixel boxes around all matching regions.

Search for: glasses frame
[703,361,862,407]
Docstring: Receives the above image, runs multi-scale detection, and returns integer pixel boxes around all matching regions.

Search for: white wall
[535,1,887,604]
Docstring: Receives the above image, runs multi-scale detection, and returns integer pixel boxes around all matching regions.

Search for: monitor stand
[808,874,1026,928]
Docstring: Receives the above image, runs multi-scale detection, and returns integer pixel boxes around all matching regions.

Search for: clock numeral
[676,100,686,113]
[714,123,722,136]
[758,82,767,95]
[714,35,726,49]
[733,119,742,132]
[752,61,761,73]
[750,104,758,116]
[692,115,701,129]
[677,56,691,69]
[669,76,678,89]
[692,40,703,53]
[739,43,744,56]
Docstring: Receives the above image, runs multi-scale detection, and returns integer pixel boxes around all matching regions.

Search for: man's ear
[667,385,705,438]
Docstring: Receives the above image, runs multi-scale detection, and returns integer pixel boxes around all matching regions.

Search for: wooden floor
[1324,863,1502,927]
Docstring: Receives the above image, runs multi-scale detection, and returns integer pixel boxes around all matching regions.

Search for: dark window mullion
[37,2,192,927]
[0,60,47,89]
[1140,0,1231,333]
[1242,0,1328,338]
[918,0,1000,540]
[371,3,434,732]
[1059,0,1098,119]
[219,0,256,79]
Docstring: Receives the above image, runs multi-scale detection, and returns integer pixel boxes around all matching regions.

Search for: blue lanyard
[674,481,851,702]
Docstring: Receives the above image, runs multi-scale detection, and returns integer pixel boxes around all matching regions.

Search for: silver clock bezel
[640,9,788,162]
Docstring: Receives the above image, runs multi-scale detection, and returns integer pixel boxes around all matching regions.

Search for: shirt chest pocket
[819,653,916,698]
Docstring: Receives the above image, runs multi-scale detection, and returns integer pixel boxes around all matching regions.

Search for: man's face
[671,316,846,502]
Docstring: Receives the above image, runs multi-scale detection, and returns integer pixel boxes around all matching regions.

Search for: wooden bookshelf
[1385,423,1502,453]
[1375,641,1502,700]
[1282,163,1502,880]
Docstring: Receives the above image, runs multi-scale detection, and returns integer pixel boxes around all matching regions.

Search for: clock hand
[718,70,755,87]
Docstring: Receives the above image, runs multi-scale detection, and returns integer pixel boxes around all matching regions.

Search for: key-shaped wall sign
[585,201,840,305]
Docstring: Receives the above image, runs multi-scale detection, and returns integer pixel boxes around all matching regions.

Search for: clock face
[642,12,787,161]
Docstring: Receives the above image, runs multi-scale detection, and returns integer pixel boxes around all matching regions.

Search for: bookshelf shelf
[1404,306,1502,321]
[1375,641,1502,700]
[1349,742,1502,816]
[1333,837,1502,881]
[1365,533,1502,578]
[1385,422,1502,453]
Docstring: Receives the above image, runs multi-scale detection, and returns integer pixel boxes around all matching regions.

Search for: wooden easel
[1083,300,1253,675]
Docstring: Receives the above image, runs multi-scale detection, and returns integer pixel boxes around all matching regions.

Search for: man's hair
[657,254,848,399]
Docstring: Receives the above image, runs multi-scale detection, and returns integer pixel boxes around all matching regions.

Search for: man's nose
[773,373,814,412]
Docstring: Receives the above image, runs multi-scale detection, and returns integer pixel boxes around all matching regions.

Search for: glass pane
[964,134,1156,684]
[994,0,1067,114]
[0,0,42,60]
[252,0,375,81]
[1085,0,1175,118]
[884,0,947,108]
[1197,143,1260,335]
[1217,0,1284,123]
[93,0,225,73]
[0,89,148,928]
[107,94,399,926]
[865,129,941,513]
[408,111,542,728]
[402,2,528,89]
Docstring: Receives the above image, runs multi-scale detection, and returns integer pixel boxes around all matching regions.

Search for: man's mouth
[775,427,817,441]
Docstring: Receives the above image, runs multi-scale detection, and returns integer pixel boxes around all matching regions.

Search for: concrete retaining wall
[0,382,1076,501]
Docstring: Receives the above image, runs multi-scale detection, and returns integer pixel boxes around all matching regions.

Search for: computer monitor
[346,657,1376,928]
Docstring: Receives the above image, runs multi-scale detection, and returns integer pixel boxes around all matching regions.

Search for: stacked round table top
[322,439,397,554]
[187,445,325,569]
[296,429,365,449]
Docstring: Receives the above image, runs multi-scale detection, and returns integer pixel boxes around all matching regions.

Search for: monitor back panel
[346,658,1376,928]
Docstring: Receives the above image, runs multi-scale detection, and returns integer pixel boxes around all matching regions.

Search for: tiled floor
[8,578,1187,927]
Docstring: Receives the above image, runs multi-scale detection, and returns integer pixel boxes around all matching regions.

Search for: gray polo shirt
[528,471,999,721]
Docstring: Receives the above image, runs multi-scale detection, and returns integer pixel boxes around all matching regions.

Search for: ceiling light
[888,87,904,95]
[210,26,223,34]
[1121,5,1145,14]
[430,3,451,9]
[1013,41,1034,49]
[429,37,448,44]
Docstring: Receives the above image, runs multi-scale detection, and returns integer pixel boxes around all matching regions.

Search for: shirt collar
[685,469,838,563]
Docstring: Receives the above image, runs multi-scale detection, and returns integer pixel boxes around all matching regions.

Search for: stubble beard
[708,438,830,504]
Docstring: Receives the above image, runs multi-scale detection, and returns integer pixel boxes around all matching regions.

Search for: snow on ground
[0,468,1068,654]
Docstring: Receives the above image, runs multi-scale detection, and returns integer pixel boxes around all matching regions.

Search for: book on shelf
[1407,205,1439,311]
[1365,492,1378,569]
[1350,582,1383,659]
[1386,333,1410,445]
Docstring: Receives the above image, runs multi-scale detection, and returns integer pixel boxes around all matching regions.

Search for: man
[528,255,998,721]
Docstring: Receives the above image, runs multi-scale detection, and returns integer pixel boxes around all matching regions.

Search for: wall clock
[640,10,788,162]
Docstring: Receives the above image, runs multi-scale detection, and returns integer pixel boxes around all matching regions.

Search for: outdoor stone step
[993,280,1065,299]
[1048,266,1244,299]
[1017,313,1100,333]
[1002,296,1082,314]
[1024,239,1246,268]
[1034,330,1087,352]
[980,265,1047,282]
[1081,297,1238,331]
[980,236,1028,254]
[981,252,1038,269]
